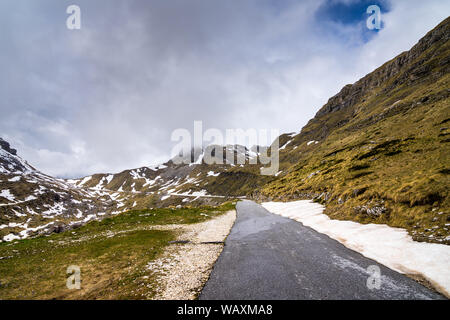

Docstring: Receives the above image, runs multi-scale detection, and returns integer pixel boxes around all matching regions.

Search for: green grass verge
[0,202,235,300]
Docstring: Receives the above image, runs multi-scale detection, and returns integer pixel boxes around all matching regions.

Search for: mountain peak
[0,138,17,156]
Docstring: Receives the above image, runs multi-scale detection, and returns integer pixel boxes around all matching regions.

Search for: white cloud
[354,0,450,73]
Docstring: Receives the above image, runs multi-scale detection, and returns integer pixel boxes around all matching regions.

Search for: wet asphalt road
[200,200,444,300]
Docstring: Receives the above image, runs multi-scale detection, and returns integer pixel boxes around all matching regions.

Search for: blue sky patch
[315,0,391,43]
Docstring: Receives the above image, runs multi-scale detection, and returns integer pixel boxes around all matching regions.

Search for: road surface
[200,200,444,300]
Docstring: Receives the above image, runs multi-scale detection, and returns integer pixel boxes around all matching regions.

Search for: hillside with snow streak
[0,138,127,241]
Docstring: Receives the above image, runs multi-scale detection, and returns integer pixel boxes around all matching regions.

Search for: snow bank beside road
[262,200,450,298]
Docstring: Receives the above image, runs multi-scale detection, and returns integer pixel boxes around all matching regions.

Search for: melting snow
[41,202,66,217]
[24,195,37,202]
[105,174,114,184]
[0,189,15,202]
[143,175,160,187]
[280,140,292,150]
[78,176,92,186]
[75,209,83,219]
[307,140,319,146]
[3,234,21,242]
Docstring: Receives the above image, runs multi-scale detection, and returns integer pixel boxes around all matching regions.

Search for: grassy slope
[260,19,450,243]
[0,202,235,299]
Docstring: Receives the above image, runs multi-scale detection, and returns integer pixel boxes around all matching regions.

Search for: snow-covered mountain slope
[65,145,273,207]
[0,139,129,242]
[0,139,34,174]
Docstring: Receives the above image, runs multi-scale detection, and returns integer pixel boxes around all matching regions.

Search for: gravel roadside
[147,210,236,300]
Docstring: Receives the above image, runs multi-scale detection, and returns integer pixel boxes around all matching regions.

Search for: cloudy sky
[0,0,449,178]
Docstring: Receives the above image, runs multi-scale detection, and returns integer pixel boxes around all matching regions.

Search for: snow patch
[24,195,37,202]
[0,189,15,202]
[280,140,292,150]
[78,176,92,186]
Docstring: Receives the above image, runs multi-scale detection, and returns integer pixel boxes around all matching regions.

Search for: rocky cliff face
[317,17,450,119]
[0,138,17,156]
[297,16,450,151]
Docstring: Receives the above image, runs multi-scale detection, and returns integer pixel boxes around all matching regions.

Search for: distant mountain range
[1,17,449,244]
[0,141,271,241]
